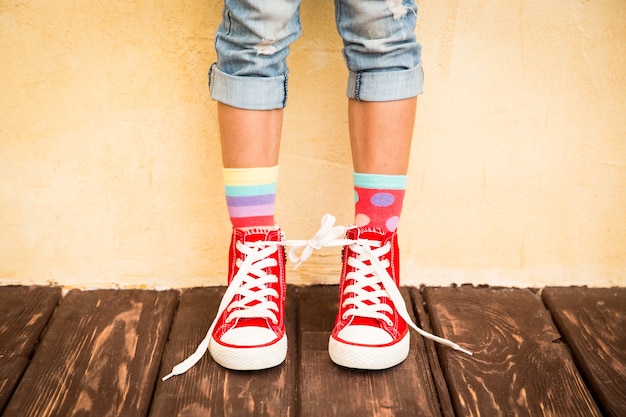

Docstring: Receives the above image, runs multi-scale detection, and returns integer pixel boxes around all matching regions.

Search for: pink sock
[353,172,406,232]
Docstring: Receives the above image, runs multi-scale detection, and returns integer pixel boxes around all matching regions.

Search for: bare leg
[348,97,417,175]
[219,102,283,168]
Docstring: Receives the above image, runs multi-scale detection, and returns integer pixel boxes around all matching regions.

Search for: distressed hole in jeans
[255,39,277,55]
[386,0,411,20]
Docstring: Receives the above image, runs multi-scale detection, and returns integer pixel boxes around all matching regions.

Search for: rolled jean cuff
[346,63,424,102]
[209,64,289,110]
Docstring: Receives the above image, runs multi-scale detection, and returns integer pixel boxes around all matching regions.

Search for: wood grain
[542,287,626,417]
[0,286,61,411]
[410,288,455,417]
[298,285,441,417]
[2,289,178,417]
[2,284,623,416]
[0,286,61,356]
[424,287,602,417]
[150,286,298,417]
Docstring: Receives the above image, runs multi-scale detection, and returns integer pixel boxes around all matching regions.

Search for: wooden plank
[0,286,61,356]
[2,289,178,417]
[410,288,455,417]
[542,287,626,417]
[298,285,441,417]
[0,357,29,415]
[150,286,298,417]
[424,287,602,417]
[0,286,61,411]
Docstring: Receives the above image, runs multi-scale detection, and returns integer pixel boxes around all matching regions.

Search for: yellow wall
[1,1,625,289]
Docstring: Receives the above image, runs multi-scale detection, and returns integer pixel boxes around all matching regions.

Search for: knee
[338,0,417,48]
[250,3,296,55]
[385,0,414,20]
[224,0,301,49]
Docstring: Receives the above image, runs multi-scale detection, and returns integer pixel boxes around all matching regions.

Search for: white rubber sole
[328,333,410,370]
[209,334,287,371]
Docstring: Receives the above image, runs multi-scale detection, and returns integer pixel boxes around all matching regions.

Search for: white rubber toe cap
[336,325,393,345]
[220,326,278,346]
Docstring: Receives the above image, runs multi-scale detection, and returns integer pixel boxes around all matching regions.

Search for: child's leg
[330,0,422,370]
[349,98,415,232]
[336,0,421,230]
[219,105,282,229]
[212,0,302,228]
[211,0,302,168]
[348,98,416,176]
[174,0,302,376]
[219,104,283,169]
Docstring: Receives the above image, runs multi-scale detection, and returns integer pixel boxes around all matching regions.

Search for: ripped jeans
[209,0,423,110]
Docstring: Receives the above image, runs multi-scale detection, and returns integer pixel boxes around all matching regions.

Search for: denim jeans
[209,0,422,110]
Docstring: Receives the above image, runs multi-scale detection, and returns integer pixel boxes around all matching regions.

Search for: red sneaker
[209,227,287,370]
[161,227,287,380]
[329,227,410,369]
[329,226,472,369]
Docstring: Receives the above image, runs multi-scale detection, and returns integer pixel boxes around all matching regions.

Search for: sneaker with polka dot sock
[326,172,472,369]
[353,172,406,232]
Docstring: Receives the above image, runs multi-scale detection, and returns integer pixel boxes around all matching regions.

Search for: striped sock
[353,172,407,232]
[224,166,278,229]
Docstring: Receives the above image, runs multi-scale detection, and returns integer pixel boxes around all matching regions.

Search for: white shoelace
[292,215,471,355]
[163,215,353,381]
[342,238,473,356]
[162,214,471,381]
[284,214,356,268]
[162,240,281,381]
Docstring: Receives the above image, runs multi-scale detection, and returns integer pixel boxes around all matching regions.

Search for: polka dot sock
[223,166,278,229]
[353,172,407,232]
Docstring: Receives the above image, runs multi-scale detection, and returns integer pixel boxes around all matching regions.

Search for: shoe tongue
[351,227,388,242]
[350,316,385,330]
[239,227,280,243]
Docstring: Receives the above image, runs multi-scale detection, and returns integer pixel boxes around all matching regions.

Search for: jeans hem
[346,64,424,102]
[209,64,289,110]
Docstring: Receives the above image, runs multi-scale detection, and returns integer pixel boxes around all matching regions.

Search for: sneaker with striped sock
[209,227,288,370]
[161,227,287,379]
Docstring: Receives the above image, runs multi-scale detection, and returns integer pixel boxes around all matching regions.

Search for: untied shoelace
[342,236,473,355]
[162,238,283,381]
[162,214,471,381]
[291,214,472,355]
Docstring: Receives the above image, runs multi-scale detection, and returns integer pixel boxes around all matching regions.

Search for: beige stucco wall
[1,0,624,289]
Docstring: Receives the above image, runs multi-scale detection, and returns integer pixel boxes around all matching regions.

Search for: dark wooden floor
[0,285,624,417]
